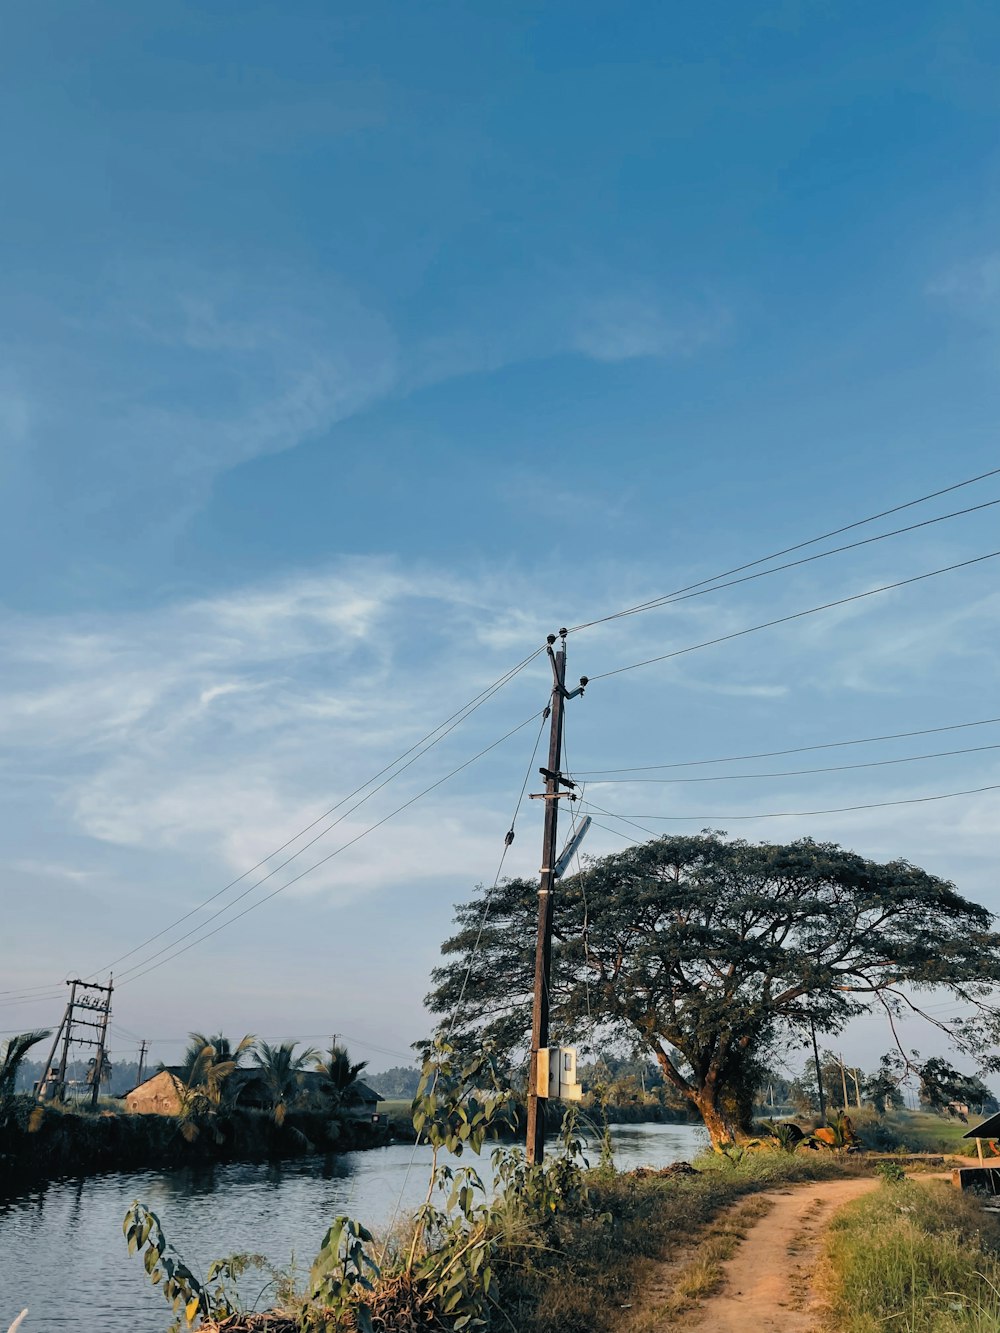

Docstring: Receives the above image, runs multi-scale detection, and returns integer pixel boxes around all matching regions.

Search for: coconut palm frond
[0,1029,52,1099]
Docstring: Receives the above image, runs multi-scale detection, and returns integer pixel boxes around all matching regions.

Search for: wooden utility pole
[526,631,586,1166]
[850,1065,862,1109]
[839,1053,850,1114]
[54,981,78,1101]
[136,1040,148,1087]
[810,1018,826,1122]
[90,979,113,1108]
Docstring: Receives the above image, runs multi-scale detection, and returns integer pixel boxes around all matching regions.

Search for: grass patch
[822,1178,1000,1332]
[495,1151,853,1333]
[881,1111,978,1154]
[376,1099,413,1118]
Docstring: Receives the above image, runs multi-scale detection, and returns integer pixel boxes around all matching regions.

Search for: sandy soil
[691,1176,879,1332]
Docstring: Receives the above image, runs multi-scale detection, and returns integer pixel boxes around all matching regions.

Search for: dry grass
[622,1194,774,1331]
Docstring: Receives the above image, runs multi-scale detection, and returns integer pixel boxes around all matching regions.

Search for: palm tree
[179,1031,255,1108]
[0,1030,51,1100]
[253,1039,319,1126]
[315,1042,368,1108]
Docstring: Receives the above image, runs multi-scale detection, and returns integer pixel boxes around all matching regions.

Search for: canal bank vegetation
[123,1040,857,1333]
[0,1033,387,1184]
[821,1177,1000,1332]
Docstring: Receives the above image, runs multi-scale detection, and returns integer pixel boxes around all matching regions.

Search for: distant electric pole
[136,1040,148,1087]
[839,1053,850,1115]
[810,1018,826,1123]
[37,978,114,1104]
[526,630,587,1166]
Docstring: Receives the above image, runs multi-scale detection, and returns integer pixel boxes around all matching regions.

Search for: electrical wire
[589,548,1000,682]
[0,991,67,1009]
[115,708,546,988]
[572,495,1000,630]
[567,464,1000,633]
[576,741,1000,784]
[579,782,1000,823]
[87,644,545,981]
[570,715,1000,774]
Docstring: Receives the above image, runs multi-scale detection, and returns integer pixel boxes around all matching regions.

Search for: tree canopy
[426,832,1000,1147]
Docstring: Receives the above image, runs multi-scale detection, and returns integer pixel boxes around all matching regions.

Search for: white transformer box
[536,1045,583,1102]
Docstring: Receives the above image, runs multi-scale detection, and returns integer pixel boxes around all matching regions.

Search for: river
[0,1121,706,1330]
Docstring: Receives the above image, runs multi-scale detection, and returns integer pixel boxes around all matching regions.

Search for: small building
[342,1080,383,1118]
[123,1067,383,1118]
[125,1068,186,1115]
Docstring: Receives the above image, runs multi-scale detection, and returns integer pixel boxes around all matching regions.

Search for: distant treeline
[15,1058,142,1098]
[366,1065,421,1099]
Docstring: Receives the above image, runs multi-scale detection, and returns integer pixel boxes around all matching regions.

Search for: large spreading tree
[426,833,1000,1148]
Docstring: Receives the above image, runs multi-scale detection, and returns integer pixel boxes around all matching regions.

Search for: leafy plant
[124,1202,274,1330]
[759,1119,805,1153]
[875,1160,907,1185]
[302,1216,380,1333]
[124,1201,231,1330]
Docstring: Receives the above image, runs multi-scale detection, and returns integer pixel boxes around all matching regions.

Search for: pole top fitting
[579,676,589,687]
[546,633,557,645]
[558,627,568,638]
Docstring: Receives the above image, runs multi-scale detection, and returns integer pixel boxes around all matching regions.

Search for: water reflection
[0,1122,706,1331]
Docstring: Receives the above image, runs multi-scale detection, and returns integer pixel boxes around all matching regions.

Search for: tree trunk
[650,1042,756,1150]
[692,1086,753,1149]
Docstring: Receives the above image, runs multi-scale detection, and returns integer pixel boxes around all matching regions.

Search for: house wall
[126,1071,183,1115]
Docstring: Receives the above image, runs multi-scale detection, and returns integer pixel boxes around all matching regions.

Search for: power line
[578,495,1000,629]
[0,990,67,1009]
[577,741,1000,784]
[570,715,1000,774]
[115,708,546,988]
[90,644,545,980]
[579,783,1000,823]
[589,549,1000,682]
[568,464,1000,633]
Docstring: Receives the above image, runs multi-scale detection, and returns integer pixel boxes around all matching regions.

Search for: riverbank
[191,1152,862,1333]
[0,1122,709,1331]
[0,1095,390,1186]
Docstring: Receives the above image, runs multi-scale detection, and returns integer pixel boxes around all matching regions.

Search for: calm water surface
[0,1122,706,1331]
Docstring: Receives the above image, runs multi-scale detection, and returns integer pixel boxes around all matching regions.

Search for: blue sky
[2,1,999,1079]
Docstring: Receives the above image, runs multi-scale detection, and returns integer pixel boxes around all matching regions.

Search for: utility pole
[90,979,113,1108]
[136,1040,148,1087]
[36,977,114,1105]
[526,630,586,1166]
[850,1065,862,1110]
[839,1053,850,1115]
[37,1002,70,1101]
[810,1018,826,1123]
[56,980,78,1100]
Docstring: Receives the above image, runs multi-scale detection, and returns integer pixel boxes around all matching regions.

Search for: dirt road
[693,1176,878,1332]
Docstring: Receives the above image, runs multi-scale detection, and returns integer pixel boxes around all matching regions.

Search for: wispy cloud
[572,292,732,363]
[927,251,1000,328]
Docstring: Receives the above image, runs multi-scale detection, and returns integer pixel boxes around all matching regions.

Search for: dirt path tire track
[692,1176,878,1332]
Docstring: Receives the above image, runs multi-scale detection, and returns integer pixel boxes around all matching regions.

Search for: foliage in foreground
[125,1037,852,1332]
[0,1030,51,1101]
[823,1179,1000,1333]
